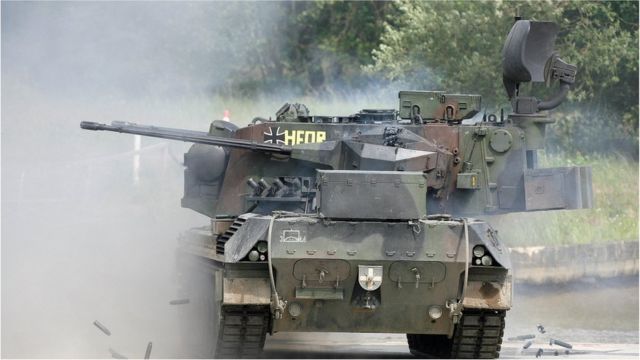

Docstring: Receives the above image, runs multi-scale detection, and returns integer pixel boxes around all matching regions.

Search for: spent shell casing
[108,348,127,359]
[549,338,573,349]
[535,348,544,358]
[522,340,533,349]
[537,324,546,334]
[509,334,536,341]
[169,298,190,305]
[93,320,111,336]
[144,342,153,359]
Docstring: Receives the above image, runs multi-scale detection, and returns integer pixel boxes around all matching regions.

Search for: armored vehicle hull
[178,215,511,358]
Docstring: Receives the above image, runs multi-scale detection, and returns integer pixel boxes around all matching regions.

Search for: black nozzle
[258,178,270,190]
[247,178,260,191]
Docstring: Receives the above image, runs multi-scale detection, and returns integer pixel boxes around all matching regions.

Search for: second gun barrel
[80,121,292,154]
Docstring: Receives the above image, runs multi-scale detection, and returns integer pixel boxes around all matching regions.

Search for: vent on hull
[216,217,247,255]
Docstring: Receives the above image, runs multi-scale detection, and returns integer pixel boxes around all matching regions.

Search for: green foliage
[369,0,638,156]
[223,1,398,96]
[369,1,509,101]
[207,1,637,156]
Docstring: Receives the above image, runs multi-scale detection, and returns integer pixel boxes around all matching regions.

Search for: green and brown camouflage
[80,19,590,359]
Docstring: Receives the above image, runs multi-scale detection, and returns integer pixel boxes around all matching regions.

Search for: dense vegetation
[216,1,638,158]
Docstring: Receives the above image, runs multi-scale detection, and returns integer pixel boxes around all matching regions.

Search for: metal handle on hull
[267,214,287,319]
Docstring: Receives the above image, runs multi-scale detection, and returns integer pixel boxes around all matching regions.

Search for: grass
[488,152,639,247]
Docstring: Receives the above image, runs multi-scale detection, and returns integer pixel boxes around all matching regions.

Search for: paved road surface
[264,332,639,359]
[3,199,638,358]
[262,275,639,359]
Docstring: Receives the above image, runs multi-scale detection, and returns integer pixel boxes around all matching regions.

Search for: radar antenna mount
[502,20,577,114]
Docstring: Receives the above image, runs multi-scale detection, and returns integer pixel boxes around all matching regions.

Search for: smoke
[0,2,403,356]
[2,2,287,100]
[505,275,639,344]
[0,2,289,358]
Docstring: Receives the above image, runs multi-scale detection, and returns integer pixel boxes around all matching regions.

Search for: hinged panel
[388,261,447,284]
[292,259,351,283]
[524,166,593,211]
[524,170,565,210]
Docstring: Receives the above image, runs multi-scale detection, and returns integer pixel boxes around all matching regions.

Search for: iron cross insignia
[263,127,286,144]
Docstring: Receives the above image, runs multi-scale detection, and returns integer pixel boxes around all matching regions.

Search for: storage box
[317,170,427,219]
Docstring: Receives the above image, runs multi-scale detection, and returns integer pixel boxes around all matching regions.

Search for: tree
[223,1,399,97]
[369,0,638,156]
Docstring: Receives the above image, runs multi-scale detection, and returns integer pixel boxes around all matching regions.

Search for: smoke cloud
[1,2,286,357]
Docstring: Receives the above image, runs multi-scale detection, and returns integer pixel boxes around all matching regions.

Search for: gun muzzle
[80,121,106,131]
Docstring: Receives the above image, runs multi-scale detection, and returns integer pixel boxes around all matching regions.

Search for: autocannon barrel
[80,121,292,154]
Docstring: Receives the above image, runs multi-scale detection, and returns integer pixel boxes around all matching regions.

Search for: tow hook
[446,299,463,325]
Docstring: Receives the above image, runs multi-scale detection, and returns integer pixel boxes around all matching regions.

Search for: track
[407,310,506,358]
[451,310,506,358]
[215,305,270,359]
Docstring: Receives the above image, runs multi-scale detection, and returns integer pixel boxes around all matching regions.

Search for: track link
[451,310,506,359]
[215,305,270,359]
[407,309,505,359]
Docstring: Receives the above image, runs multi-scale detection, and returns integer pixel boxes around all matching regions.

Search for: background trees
[221,1,638,157]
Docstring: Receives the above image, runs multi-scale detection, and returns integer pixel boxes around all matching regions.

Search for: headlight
[428,306,443,320]
[256,241,268,253]
[473,245,486,258]
[248,250,260,261]
[288,302,302,317]
[481,255,493,266]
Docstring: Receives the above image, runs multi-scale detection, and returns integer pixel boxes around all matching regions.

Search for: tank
[80,19,591,359]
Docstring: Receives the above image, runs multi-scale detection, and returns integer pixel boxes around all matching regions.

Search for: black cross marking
[263,127,286,144]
